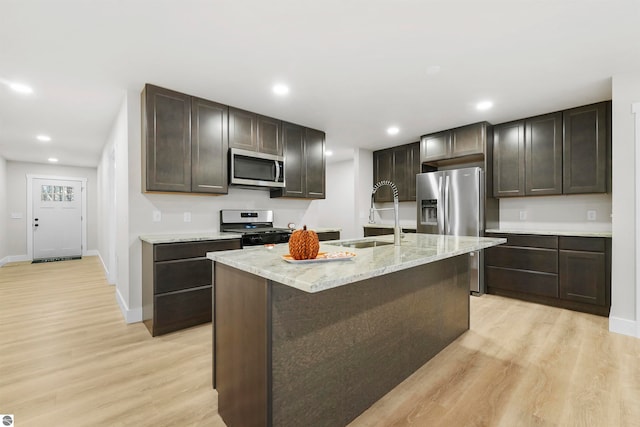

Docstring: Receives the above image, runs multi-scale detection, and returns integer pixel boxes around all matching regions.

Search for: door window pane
[41,185,75,202]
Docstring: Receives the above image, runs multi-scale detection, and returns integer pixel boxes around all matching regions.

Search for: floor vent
[32,256,82,264]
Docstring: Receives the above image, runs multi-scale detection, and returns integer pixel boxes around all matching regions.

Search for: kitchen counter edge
[486,229,612,238]
[139,232,242,244]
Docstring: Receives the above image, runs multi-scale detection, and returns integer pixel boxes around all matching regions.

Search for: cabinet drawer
[363,227,393,237]
[486,267,558,298]
[153,286,212,336]
[559,236,605,252]
[485,246,558,274]
[317,231,340,242]
[155,258,212,293]
[486,233,558,249]
[154,239,241,261]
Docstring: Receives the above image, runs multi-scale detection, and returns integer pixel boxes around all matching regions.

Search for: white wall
[0,155,8,264]
[610,74,640,337]
[313,158,357,239]
[5,160,98,260]
[498,194,612,232]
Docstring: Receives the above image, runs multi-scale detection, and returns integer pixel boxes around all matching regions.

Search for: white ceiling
[1,0,639,167]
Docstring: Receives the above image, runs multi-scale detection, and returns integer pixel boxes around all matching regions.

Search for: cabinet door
[525,112,562,195]
[563,102,607,194]
[143,85,192,192]
[228,107,257,151]
[420,131,451,162]
[257,115,282,156]
[373,149,393,202]
[451,123,485,157]
[191,97,228,194]
[406,142,421,202]
[305,128,326,199]
[392,146,409,201]
[559,250,606,306]
[279,122,305,197]
[493,121,525,197]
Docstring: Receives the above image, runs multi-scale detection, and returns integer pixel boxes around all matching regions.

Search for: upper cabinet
[494,113,563,198]
[142,84,325,196]
[228,107,283,156]
[421,122,489,164]
[492,101,610,198]
[270,122,325,199]
[373,142,420,203]
[563,102,609,194]
[142,84,228,194]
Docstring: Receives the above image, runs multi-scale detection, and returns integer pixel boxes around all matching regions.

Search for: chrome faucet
[370,180,401,245]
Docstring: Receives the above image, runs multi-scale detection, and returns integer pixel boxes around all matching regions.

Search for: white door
[32,178,83,260]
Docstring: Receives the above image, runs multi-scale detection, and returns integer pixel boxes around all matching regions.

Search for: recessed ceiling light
[476,100,493,111]
[48,158,58,163]
[325,150,333,156]
[272,84,289,96]
[37,135,51,142]
[8,82,34,94]
[387,126,399,135]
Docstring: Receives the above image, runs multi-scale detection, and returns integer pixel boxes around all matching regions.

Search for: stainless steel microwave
[229,148,285,188]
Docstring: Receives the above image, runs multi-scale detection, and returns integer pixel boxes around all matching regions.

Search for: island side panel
[270,255,469,427]
[214,262,270,427]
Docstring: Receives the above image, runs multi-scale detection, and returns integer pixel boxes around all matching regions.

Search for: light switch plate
[10,212,23,219]
[152,210,161,222]
[587,210,596,221]
[184,212,191,223]
[519,211,527,221]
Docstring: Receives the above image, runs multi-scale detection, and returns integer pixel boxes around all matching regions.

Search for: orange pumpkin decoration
[288,225,320,260]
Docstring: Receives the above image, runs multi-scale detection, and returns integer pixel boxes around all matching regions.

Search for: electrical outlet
[519,211,527,221]
[184,212,192,223]
[152,210,161,222]
[587,210,596,221]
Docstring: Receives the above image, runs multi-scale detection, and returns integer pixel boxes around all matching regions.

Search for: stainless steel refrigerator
[416,167,485,294]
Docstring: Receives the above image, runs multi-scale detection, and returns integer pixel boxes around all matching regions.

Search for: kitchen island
[207,233,505,427]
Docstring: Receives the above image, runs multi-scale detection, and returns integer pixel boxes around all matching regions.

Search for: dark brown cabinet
[373,142,420,202]
[493,121,525,197]
[421,122,488,164]
[142,238,242,336]
[485,233,610,316]
[563,102,609,194]
[316,230,340,241]
[142,84,192,192]
[271,122,325,199]
[525,112,563,195]
[559,237,608,306]
[363,226,416,237]
[493,101,610,198]
[142,84,228,194]
[228,107,283,156]
[191,97,229,193]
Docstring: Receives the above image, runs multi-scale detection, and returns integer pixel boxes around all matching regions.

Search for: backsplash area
[498,193,612,232]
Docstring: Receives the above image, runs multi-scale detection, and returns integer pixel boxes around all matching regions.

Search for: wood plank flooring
[1,257,639,426]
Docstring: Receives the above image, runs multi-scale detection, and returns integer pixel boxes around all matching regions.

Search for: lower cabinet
[142,238,242,336]
[485,233,610,316]
[363,226,417,237]
[316,230,340,241]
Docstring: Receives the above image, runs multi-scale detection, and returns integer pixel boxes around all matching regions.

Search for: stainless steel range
[220,209,292,246]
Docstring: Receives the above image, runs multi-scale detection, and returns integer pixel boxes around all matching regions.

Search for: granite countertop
[363,223,417,230]
[485,229,612,238]
[207,233,505,294]
[139,232,242,244]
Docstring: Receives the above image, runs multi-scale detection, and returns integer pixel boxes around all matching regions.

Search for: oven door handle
[275,160,281,183]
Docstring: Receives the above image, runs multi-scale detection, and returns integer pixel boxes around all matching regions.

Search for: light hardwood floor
[1,257,639,427]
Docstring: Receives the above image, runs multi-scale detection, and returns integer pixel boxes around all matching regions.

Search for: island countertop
[207,233,505,293]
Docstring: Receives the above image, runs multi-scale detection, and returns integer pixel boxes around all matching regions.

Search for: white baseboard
[84,249,99,257]
[116,287,142,324]
[609,316,639,338]
[1,254,31,265]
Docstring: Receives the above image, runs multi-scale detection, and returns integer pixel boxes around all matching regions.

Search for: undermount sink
[327,240,394,249]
